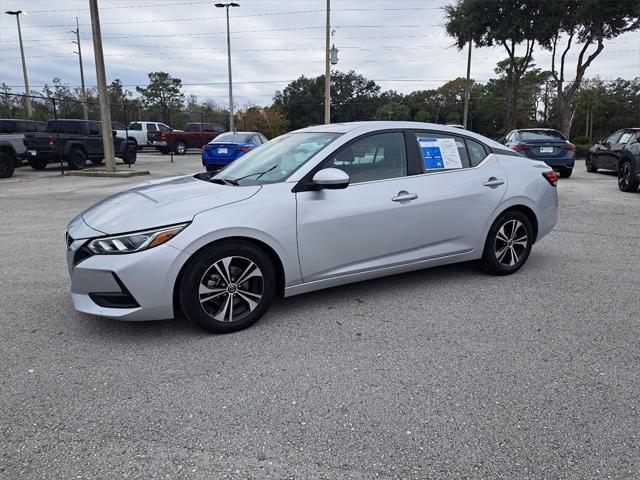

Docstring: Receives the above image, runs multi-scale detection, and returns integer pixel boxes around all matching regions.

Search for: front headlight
[86,223,188,254]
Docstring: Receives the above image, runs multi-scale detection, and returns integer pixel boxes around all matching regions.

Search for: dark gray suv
[587,128,640,192]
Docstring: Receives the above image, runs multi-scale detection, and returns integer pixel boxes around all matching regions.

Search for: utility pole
[5,10,32,117]
[215,3,240,131]
[324,0,331,124]
[89,0,116,172]
[462,40,472,129]
[72,17,88,120]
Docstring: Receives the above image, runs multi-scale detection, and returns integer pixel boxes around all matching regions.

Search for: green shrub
[575,144,591,159]
[572,135,591,145]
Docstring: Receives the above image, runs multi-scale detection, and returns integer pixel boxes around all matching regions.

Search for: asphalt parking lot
[1,153,639,479]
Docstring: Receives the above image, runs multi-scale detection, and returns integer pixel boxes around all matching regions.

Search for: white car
[66,121,558,333]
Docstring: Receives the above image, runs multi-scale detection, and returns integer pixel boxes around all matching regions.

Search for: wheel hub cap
[198,256,264,323]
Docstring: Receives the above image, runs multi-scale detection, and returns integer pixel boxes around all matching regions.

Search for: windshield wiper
[225,164,278,184]
[209,178,237,186]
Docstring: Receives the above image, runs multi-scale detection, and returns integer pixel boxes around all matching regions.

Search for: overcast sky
[0,0,638,107]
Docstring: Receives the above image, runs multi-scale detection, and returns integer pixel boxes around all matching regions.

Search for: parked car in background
[65,121,558,333]
[586,128,640,192]
[150,122,224,155]
[201,131,268,171]
[502,128,576,178]
[0,118,46,164]
[0,140,19,178]
[127,121,172,151]
[24,119,136,170]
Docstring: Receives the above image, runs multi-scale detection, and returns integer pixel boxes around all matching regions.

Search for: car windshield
[213,133,253,143]
[520,130,567,142]
[214,132,341,185]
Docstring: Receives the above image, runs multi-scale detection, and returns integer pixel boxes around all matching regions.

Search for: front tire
[586,155,597,173]
[179,241,277,333]
[481,211,533,275]
[122,143,137,165]
[618,160,639,193]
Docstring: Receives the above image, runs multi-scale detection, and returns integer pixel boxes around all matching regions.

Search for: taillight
[513,145,532,151]
[561,145,576,150]
[542,171,558,187]
[234,146,251,153]
[48,137,55,146]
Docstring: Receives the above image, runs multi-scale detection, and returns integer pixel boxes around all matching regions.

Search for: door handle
[483,177,505,188]
[391,191,419,203]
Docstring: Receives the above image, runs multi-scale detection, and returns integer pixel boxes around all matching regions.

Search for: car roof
[295,121,506,149]
[221,131,261,135]
[516,128,562,132]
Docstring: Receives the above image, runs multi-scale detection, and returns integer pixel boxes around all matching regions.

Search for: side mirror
[312,168,349,190]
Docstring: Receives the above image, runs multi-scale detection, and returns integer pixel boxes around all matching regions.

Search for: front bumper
[67,240,190,321]
[151,140,167,147]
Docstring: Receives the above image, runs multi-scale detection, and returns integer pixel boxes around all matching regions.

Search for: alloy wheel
[494,219,528,267]
[198,256,264,322]
[618,163,631,190]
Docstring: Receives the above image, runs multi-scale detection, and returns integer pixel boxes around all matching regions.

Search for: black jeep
[23,119,136,170]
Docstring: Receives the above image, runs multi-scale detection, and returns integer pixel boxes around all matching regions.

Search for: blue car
[502,128,576,178]
[201,131,268,171]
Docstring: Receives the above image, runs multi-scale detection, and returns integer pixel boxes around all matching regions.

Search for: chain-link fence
[0,92,238,179]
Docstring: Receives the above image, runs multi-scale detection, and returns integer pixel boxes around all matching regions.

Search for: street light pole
[324,0,331,124]
[5,10,32,117]
[89,0,116,172]
[462,40,472,129]
[215,2,240,132]
[72,17,88,120]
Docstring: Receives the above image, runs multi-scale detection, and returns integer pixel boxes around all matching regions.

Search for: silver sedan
[66,122,558,333]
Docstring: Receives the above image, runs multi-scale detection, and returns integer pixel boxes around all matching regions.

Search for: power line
[0,24,438,43]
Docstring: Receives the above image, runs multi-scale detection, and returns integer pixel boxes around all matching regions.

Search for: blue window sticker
[417,138,444,169]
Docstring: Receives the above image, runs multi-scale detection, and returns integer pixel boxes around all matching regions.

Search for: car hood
[81,175,260,234]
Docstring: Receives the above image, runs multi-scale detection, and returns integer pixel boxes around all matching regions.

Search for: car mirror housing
[312,168,350,190]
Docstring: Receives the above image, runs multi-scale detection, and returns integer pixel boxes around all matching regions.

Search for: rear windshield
[520,130,567,141]
[213,133,252,143]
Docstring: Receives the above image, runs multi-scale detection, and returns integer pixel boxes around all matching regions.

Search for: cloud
[1,0,638,107]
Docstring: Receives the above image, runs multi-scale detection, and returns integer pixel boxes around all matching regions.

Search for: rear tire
[179,241,276,333]
[559,167,573,178]
[174,141,187,155]
[0,151,15,178]
[481,210,533,275]
[585,155,597,173]
[67,148,87,170]
[29,157,48,170]
[618,160,639,193]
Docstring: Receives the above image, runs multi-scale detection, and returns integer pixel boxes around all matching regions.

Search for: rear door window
[413,132,471,171]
